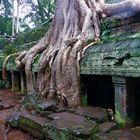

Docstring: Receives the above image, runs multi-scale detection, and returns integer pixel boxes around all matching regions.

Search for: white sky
[13,0,37,29]
[14,0,37,17]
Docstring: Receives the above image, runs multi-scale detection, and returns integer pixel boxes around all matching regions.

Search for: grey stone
[38,99,57,111]
[75,106,108,123]
[48,112,98,135]
[98,129,140,140]
[99,122,116,133]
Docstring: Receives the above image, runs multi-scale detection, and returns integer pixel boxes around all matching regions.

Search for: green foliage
[3,44,16,55]
[101,21,111,37]
[35,0,55,24]
[0,20,50,57]
[0,0,12,35]
[0,16,12,35]
[101,18,119,43]
[101,18,119,36]
[0,0,12,18]
[23,0,55,26]
[13,21,50,47]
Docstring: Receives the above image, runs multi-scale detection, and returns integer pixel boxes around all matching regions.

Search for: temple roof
[80,38,140,77]
[107,0,124,4]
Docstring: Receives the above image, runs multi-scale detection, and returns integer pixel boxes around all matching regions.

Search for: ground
[0,90,140,140]
[0,90,32,140]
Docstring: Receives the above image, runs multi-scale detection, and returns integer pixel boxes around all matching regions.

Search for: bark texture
[15,0,140,107]
[96,0,140,18]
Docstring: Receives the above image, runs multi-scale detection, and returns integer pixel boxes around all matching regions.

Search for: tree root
[14,0,104,107]
[15,51,27,69]
[2,52,24,80]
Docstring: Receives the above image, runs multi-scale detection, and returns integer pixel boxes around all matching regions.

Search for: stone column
[112,76,134,128]
[11,70,19,92]
[20,71,26,93]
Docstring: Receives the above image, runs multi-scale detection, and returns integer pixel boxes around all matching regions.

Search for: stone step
[75,106,108,123]
[98,129,140,140]
[99,122,116,134]
[46,112,99,140]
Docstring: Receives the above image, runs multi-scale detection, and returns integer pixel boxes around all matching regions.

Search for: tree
[0,17,12,35]
[16,0,20,33]
[12,0,15,36]
[14,0,140,107]
[0,0,12,18]
[27,0,55,26]
[96,0,140,18]
[36,0,54,23]
[0,0,12,35]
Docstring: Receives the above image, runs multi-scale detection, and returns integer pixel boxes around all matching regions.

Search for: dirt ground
[0,90,140,140]
[0,90,33,140]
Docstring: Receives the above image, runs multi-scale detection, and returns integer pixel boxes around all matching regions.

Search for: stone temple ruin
[80,13,140,127]
[1,0,140,139]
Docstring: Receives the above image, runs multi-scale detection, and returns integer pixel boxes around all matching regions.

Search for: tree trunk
[12,0,15,36]
[15,0,140,107]
[16,0,20,33]
[97,0,140,18]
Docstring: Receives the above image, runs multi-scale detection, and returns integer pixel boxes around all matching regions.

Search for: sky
[14,0,37,17]
[13,0,37,29]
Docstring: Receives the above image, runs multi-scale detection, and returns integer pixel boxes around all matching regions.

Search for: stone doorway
[81,75,115,110]
[81,75,140,127]
[132,77,140,126]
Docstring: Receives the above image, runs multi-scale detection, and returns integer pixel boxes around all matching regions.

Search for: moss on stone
[115,110,133,128]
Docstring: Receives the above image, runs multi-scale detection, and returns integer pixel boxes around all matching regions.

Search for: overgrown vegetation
[0,20,51,56]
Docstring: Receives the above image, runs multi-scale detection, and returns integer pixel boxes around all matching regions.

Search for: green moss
[19,117,42,131]
[18,116,44,139]
[80,94,87,106]
[115,110,133,128]
[115,110,125,128]
[129,31,140,39]
[44,123,99,140]
[44,125,71,140]
[131,51,140,57]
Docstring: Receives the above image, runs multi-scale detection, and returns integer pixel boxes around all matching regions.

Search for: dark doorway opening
[133,77,140,126]
[81,75,115,110]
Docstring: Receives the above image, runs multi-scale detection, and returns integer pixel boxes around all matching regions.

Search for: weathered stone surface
[7,129,30,140]
[18,114,47,139]
[0,125,6,140]
[0,110,11,125]
[21,114,47,126]
[75,106,108,123]
[98,129,140,140]
[133,126,140,131]
[80,38,140,77]
[48,112,96,130]
[46,112,98,140]
[3,103,14,109]
[38,99,57,111]
[99,122,116,133]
